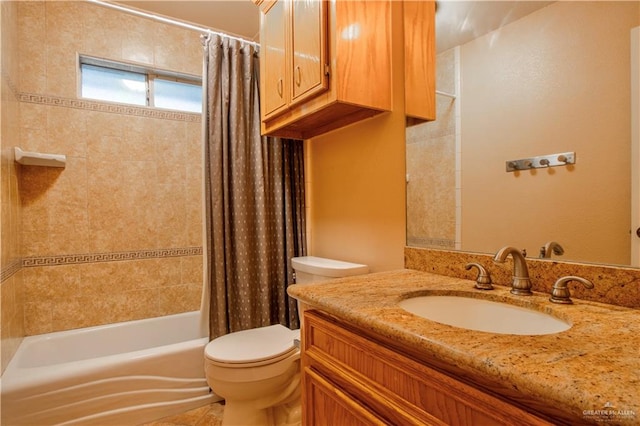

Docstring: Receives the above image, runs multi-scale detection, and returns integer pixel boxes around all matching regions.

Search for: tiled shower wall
[406,48,459,250]
[3,1,205,359]
[1,0,26,374]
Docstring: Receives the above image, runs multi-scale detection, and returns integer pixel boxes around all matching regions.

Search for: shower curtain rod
[88,0,260,48]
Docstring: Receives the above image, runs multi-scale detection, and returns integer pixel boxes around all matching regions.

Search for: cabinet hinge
[324,64,330,77]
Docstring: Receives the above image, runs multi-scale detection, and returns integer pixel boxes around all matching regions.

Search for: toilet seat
[205,325,300,367]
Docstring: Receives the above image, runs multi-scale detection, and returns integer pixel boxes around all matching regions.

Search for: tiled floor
[140,402,225,426]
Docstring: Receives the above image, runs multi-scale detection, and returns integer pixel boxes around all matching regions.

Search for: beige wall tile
[1,271,25,372]
[156,182,188,248]
[1,203,12,262]
[47,107,88,158]
[22,265,81,301]
[182,35,205,77]
[181,255,203,285]
[19,102,48,130]
[121,17,156,65]
[13,0,204,336]
[45,45,80,98]
[19,164,62,239]
[78,2,124,60]
[49,289,159,331]
[18,127,49,155]
[106,289,160,323]
[185,120,203,159]
[78,258,180,294]
[152,257,183,287]
[17,2,46,94]
[24,301,53,335]
[85,111,126,138]
[153,25,190,72]
[21,231,52,257]
[44,1,85,50]
[158,283,201,316]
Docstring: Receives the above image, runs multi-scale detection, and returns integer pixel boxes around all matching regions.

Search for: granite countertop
[288,269,639,425]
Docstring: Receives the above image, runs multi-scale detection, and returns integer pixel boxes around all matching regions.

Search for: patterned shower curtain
[201,34,306,340]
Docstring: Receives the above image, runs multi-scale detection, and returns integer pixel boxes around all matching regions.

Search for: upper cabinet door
[261,0,288,119]
[404,1,436,121]
[290,0,328,106]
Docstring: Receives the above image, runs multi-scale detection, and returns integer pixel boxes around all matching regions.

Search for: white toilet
[204,256,369,426]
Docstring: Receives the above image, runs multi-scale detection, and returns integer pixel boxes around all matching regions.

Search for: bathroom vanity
[289,270,639,425]
[302,310,552,425]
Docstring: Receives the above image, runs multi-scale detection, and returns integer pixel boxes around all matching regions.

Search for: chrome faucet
[493,246,533,295]
[539,241,564,259]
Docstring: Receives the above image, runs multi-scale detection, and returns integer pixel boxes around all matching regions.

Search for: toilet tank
[291,256,369,285]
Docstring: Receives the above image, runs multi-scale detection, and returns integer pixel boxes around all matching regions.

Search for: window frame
[78,55,202,113]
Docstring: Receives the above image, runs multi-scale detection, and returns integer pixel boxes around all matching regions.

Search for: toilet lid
[205,325,299,364]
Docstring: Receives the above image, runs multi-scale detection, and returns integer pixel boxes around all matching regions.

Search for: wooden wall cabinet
[260,0,328,121]
[257,0,393,139]
[302,310,554,426]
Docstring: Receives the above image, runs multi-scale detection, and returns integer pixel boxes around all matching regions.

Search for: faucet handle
[550,276,594,304]
[465,263,493,290]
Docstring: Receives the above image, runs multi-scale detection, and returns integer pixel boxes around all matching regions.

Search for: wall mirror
[406,1,640,267]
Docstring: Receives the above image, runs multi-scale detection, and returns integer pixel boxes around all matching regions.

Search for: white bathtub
[1,311,219,425]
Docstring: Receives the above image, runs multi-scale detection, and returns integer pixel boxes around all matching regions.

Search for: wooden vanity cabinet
[256,0,393,139]
[302,310,554,426]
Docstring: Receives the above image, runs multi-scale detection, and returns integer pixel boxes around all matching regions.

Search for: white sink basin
[399,295,571,335]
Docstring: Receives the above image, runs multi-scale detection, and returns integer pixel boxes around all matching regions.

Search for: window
[152,77,203,113]
[79,56,202,113]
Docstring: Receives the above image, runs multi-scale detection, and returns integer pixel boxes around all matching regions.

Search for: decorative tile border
[0,258,22,283]
[22,246,203,268]
[19,92,202,123]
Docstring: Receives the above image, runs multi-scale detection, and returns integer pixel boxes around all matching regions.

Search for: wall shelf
[14,147,66,168]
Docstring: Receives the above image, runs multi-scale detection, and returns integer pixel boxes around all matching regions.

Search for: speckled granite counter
[288,269,639,425]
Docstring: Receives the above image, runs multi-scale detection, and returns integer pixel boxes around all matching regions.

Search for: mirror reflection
[406,1,640,267]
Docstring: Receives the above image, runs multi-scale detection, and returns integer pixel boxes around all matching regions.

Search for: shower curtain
[201,34,306,340]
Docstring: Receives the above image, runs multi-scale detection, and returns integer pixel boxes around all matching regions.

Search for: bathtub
[1,311,219,425]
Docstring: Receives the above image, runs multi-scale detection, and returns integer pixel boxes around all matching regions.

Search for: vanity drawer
[302,310,553,426]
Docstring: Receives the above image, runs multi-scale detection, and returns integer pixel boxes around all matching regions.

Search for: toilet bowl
[204,256,368,426]
[205,325,301,426]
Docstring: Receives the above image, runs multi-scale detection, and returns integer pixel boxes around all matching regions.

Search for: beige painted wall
[1,0,26,374]
[306,1,406,273]
[461,1,639,265]
[8,1,204,339]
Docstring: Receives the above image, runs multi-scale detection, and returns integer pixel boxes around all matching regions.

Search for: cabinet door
[303,367,387,426]
[261,0,288,119]
[404,0,436,120]
[290,0,328,106]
